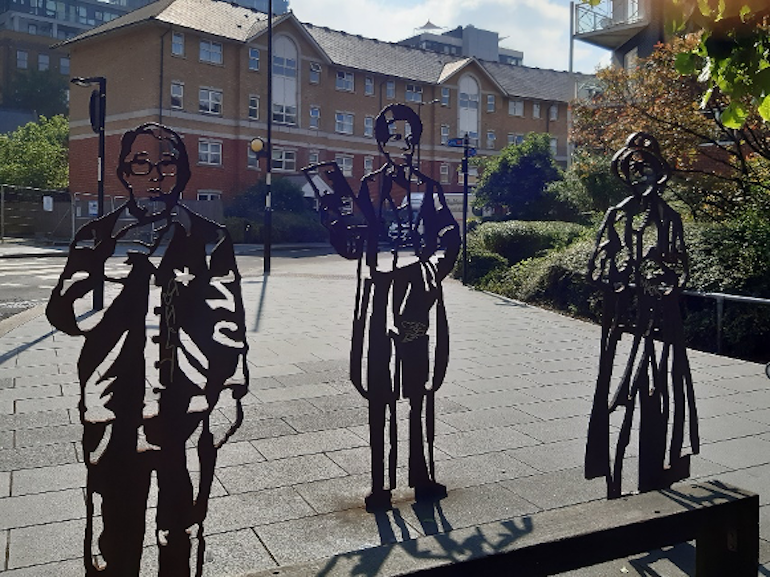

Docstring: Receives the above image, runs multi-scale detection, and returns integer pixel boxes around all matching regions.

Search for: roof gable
[246,12,331,64]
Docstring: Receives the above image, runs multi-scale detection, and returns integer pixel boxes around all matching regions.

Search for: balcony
[574,0,649,51]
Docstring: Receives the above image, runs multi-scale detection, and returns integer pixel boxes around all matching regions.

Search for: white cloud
[289,0,609,73]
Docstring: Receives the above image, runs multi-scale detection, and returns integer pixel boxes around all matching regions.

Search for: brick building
[64,0,592,203]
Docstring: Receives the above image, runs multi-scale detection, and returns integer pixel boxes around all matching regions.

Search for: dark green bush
[225,212,327,244]
[451,241,508,285]
[474,220,589,265]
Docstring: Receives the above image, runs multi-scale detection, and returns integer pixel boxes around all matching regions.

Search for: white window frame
[197,190,221,201]
[335,112,354,135]
[441,87,450,106]
[59,57,70,75]
[248,47,260,71]
[336,154,354,177]
[486,130,496,150]
[272,148,296,172]
[247,147,260,169]
[549,104,558,121]
[38,54,49,71]
[248,95,259,120]
[440,124,450,145]
[364,156,374,173]
[199,39,223,64]
[199,88,222,115]
[272,103,296,125]
[509,100,524,117]
[171,82,184,109]
[309,62,321,84]
[440,163,450,184]
[550,137,558,156]
[386,80,395,99]
[336,70,354,92]
[198,140,222,166]
[171,32,184,56]
[16,50,28,69]
[308,151,320,166]
[406,83,423,103]
[365,76,374,96]
[533,102,541,119]
[364,116,374,138]
[309,105,321,129]
[487,94,495,113]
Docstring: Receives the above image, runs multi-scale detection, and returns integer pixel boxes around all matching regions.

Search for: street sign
[467,148,477,157]
[447,138,464,147]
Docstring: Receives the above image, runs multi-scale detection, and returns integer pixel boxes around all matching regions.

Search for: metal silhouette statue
[46,123,248,576]
[303,103,460,511]
[585,132,699,500]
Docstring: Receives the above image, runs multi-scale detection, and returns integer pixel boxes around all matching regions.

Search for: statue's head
[117,123,190,207]
[374,103,422,167]
[612,132,670,198]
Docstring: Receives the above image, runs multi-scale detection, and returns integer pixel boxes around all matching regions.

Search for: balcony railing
[575,0,644,35]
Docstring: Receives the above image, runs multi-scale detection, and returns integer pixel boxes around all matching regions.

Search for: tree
[0,115,69,189]
[225,176,307,220]
[473,133,562,220]
[2,69,69,118]
[572,35,770,220]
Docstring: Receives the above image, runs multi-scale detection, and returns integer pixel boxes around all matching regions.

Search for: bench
[244,480,758,577]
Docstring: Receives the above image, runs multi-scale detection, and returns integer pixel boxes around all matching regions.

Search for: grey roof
[62,0,592,102]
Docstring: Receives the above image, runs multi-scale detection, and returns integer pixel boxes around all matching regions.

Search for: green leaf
[721,101,749,128]
[701,87,714,108]
[739,4,751,21]
[675,52,698,75]
[754,68,770,94]
[759,94,770,122]
[716,0,726,20]
[697,0,712,17]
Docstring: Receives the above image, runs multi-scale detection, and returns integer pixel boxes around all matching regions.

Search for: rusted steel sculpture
[303,104,460,511]
[585,132,700,499]
[46,123,248,576]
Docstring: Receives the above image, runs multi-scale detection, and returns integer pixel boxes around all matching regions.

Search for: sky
[287,0,612,74]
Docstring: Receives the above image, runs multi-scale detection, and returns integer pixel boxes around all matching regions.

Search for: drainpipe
[159,26,171,126]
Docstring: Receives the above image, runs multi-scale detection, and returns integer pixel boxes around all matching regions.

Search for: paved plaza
[0,247,768,575]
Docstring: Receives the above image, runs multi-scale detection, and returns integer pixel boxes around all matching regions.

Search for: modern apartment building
[64,0,591,203]
[572,0,664,69]
[398,24,524,66]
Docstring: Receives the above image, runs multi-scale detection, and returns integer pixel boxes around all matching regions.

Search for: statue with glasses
[47,123,248,576]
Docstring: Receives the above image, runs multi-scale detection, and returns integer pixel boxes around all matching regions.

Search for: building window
[487,94,495,113]
[171,32,184,56]
[60,57,70,75]
[28,23,37,34]
[467,131,479,147]
[16,50,28,69]
[440,163,450,184]
[198,140,222,166]
[459,75,479,145]
[549,104,558,121]
[508,133,524,145]
[386,80,395,99]
[533,102,541,119]
[199,88,222,115]
[406,83,423,103]
[199,40,223,64]
[309,62,321,84]
[336,154,353,177]
[486,130,496,149]
[365,76,374,96]
[308,151,320,166]
[336,70,354,92]
[550,137,558,156]
[309,106,320,129]
[364,116,374,137]
[38,54,49,71]
[364,156,373,173]
[272,149,296,172]
[335,112,354,134]
[273,36,298,125]
[440,124,450,145]
[248,47,260,71]
[509,99,524,117]
[171,82,184,109]
[197,191,221,200]
[247,147,259,169]
[248,95,259,120]
[441,87,450,106]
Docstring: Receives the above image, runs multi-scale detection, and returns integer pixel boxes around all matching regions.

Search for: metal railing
[575,0,644,35]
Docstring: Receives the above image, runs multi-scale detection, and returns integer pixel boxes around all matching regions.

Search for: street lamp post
[264,0,273,275]
[462,133,469,286]
[71,76,106,310]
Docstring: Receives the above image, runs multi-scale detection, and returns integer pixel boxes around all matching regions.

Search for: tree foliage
[0,115,69,189]
[572,35,770,220]
[225,176,307,220]
[2,69,69,118]
[473,133,562,220]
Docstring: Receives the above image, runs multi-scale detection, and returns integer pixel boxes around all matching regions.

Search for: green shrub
[474,220,589,265]
[225,212,327,244]
[451,240,508,285]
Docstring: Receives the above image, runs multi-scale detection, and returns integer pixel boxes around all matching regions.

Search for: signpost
[447,135,473,285]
